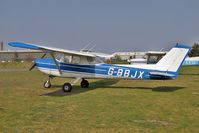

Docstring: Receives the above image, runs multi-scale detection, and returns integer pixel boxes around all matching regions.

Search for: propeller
[29,53,47,71]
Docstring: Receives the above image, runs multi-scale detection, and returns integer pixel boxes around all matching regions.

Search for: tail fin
[156,44,191,73]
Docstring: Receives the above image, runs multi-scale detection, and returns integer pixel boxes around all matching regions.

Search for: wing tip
[174,44,192,49]
[8,42,39,50]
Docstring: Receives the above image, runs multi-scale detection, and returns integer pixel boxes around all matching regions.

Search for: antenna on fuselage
[88,43,96,52]
[80,42,93,51]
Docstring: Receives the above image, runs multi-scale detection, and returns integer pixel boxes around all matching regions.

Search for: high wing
[8,42,96,57]
[8,42,100,74]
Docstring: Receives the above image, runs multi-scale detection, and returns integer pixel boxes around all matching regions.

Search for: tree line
[189,43,199,57]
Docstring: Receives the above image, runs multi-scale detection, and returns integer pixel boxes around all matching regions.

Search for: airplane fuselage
[35,58,177,80]
[8,42,191,92]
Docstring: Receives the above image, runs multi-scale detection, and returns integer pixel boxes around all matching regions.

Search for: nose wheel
[43,80,51,88]
[43,76,52,88]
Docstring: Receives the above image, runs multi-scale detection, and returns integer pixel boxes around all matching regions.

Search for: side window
[59,54,80,64]
[87,57,103,64]
[60,55,72,63]
[87,57,95,64]
[65,55,72,63]
[72,56,80,64]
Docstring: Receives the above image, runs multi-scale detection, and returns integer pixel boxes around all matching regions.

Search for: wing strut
[50,52,62,75]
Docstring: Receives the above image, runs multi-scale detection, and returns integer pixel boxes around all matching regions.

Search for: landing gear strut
[43,77,89,92]
[81,78,89,88]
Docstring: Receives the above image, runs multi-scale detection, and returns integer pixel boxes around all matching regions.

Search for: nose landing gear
[43,80,51,88]
[43,76,53,88]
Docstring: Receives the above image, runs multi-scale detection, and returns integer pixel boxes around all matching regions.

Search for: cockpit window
[56,53,103,65]
[56,53,80,64]
[63,55,72,63]
[87,57,103,64]
[72,56,80,64]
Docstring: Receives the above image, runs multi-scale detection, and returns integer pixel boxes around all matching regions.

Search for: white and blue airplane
[8,42,191,92]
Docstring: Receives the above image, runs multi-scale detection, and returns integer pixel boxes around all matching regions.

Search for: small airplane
[128,51,199,66]
[183,57,199,66]
[8,42,191,92]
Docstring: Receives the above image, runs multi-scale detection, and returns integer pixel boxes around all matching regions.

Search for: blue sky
[1,0,199,53]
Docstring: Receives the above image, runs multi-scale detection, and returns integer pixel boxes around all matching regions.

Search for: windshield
[56,53,103,64]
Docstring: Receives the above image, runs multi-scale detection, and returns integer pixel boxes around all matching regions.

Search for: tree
[189,43,199,57]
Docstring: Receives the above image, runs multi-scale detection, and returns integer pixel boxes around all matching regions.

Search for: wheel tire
[43,81,51,88]
[62,83,72,92]
[81,80,89,88]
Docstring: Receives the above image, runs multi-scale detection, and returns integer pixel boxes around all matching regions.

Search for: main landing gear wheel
[43,80,51,88]
[62,83,72,92]
[81,79,89,88]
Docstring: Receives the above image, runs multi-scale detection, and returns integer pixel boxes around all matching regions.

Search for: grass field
[0,65,199,132]
[0,61,32,69]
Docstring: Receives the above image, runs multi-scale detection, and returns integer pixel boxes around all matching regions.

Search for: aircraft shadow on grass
[180,73,199,75]
[41,79,186,97]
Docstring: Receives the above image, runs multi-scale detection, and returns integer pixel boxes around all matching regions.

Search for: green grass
[0,66,199,132]
[0,61,32,69]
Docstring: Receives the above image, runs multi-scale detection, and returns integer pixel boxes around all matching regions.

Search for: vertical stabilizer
[156,44,191,73]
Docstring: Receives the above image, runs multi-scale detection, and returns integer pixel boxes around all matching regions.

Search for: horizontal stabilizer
[149,72,175,80]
